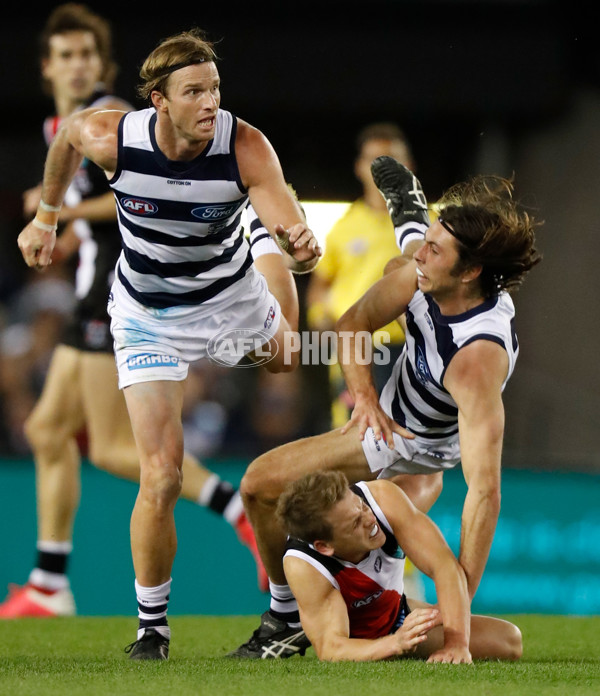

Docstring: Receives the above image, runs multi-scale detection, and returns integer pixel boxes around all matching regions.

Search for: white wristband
[39,199,62,213]
[32,218,58,233]
[291,256,319,275]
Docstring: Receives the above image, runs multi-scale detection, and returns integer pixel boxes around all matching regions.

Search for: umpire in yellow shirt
[307,122,426,428]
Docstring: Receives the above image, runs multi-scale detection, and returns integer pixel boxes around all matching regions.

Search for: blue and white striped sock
[395,221,428,253]
[135,577,172,640]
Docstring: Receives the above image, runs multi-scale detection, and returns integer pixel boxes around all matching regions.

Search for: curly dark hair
[438,175,542,298]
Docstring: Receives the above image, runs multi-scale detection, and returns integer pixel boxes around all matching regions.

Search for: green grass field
[1,615,599,696]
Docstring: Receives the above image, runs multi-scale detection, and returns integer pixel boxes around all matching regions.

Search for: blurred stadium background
[0,0,598,617]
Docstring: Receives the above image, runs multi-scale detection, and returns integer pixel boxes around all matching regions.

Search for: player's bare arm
[336,262,418,445]
[366,480,472,663]
[78,109,124,175]
[22,99,129,219]
[284,554,441,662]
[17,108,123,269]
[443,340,508,600]
[18,119,84,268]
[235,120,321,268]
[59,101,131,223]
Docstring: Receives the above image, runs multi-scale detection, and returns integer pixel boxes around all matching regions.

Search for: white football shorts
[361,426,461,477]
[108,268,281,389]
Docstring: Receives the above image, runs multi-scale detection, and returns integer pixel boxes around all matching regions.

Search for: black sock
[36,549,69,575]
[207,480,236,515]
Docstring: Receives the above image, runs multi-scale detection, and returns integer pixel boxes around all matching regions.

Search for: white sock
[223,491,244,526]
[37,540,73,554]
[395,221,428,253]
[135,578,172,640]
[269,581,301,627]
[28,568,69,591]
[197,473,220,506]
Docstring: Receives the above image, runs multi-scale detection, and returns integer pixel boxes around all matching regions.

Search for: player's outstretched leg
[371,155,430,227]
[371,155,430,253]
[0,346,82,619]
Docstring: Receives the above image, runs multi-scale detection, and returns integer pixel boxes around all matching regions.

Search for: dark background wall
[1,0,599,471]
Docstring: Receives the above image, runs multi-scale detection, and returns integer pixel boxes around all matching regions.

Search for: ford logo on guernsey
[122,197,158,215]
[191,202,239,221]
[207,328,276,368]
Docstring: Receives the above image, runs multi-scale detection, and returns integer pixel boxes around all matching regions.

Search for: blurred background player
[306,122,429,598]
[0,4,270,619]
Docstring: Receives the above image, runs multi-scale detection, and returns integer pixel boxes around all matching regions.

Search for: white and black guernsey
[284,482,407,639]
[109,107,252,310]
[381,289,519,444]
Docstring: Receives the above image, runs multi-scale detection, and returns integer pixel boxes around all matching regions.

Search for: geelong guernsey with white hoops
[380,288,518,450]
[109,107,253,310]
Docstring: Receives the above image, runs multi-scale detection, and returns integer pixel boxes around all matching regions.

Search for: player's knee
[503,623,523,660]
[415,472,443,511]
[428,472,444,501]
[390,472,443,512]
[23,411,44,448]
[139,458,183,506]
[240,454,281,505]
[24,412,64,458]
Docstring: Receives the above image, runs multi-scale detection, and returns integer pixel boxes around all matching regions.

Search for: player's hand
[341,393,414,447]
[17,221,56,270]
[392,608,441,655]
[275,223,322,263]
[427,644,472,664]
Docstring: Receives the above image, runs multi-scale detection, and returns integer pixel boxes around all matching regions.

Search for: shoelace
[124,631,157,654]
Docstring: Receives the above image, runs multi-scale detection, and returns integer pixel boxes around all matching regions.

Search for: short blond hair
[276,471,349,542]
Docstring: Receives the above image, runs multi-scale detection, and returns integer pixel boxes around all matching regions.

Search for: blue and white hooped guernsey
[380,289,519,445]
[109,107,252,309]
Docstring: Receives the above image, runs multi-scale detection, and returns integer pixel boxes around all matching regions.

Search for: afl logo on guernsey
[191,202,240,221]
[122,197,158,215]
[352,590,383,609]
[415,346,432,386]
